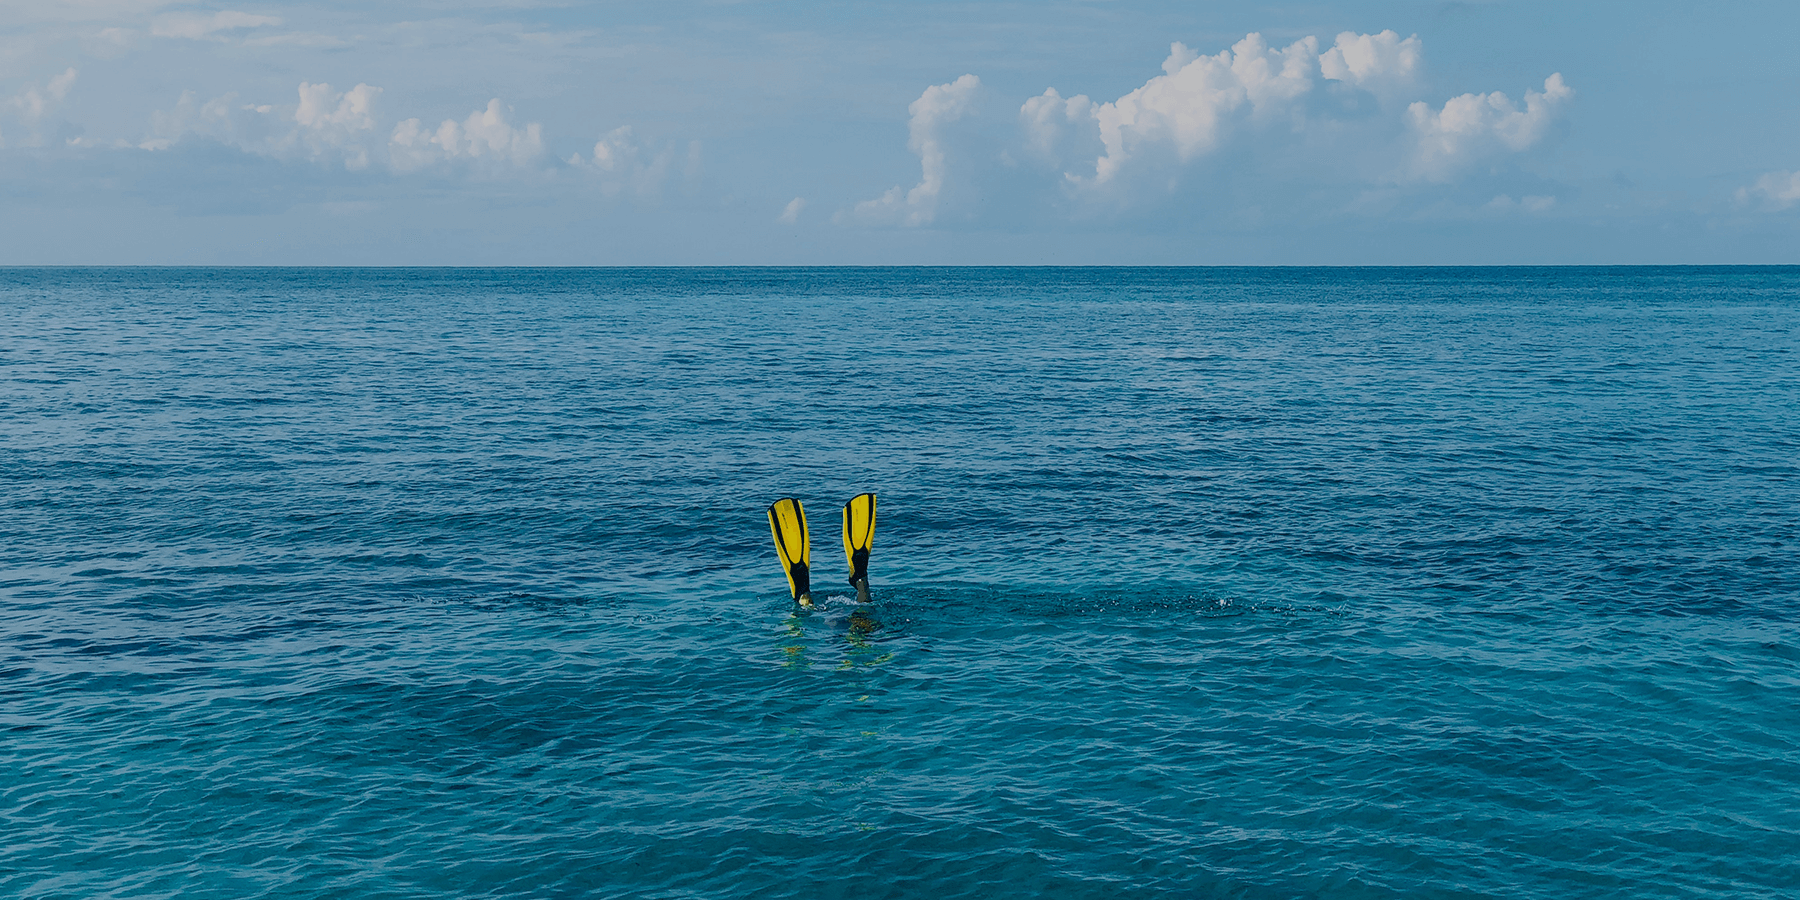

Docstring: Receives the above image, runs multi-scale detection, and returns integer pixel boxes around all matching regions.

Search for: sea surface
[3,267,1798,899]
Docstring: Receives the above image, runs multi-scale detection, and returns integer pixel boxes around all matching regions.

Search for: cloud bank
[138,81,560,178]
[391,99,545,171]
[115,78,705,201]
[3,23,1591,242]
[851,30,1574,226]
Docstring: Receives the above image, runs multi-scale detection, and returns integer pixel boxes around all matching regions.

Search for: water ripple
[4,267,1798,898]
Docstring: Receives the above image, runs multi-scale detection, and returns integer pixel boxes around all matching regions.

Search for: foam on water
[3,267,1797,898]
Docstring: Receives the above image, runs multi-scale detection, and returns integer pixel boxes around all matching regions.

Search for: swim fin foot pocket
[842,492,876,602]
[767,498,811,606]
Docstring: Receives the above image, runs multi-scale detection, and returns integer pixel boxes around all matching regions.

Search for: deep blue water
[3,267,1798,899]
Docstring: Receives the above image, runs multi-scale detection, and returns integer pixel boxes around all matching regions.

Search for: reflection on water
[777,596,895,670]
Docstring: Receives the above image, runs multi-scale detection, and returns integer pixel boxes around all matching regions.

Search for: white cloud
[141,81,381,169]
[389,99,544,171]
[588,126,650,172]
[956,30,1573,221]
[2,67,78,148]
[1737,170,1800,210]
[563,124,679,196]
[1406,74,1572,181]
[139,89,238,151]
[294,82,380,169]
[9,67,78,120]
[1084,34,1318,183]
[136,80,568,180]
[151,10,282,40]
[778,197,805,223]
[846,73,979,226]
[837,30,1576,230]
[1319,30,1421,95]
[1020,87,1096,164]
[296,82,377,132]
[1020,31,1428,191]
[142,82,544,175]
[43,67,78,107]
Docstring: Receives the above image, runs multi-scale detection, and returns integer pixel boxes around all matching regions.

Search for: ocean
[3,267,1797,898]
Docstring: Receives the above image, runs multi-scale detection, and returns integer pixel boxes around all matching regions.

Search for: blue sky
[2,0,1797,264]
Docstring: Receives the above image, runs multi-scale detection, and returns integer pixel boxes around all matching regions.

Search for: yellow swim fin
[767,498,812,606]
[842,492,876,603]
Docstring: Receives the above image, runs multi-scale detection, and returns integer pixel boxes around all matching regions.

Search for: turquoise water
[3,267,1797,898]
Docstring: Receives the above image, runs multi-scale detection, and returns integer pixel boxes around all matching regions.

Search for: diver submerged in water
[767,493,875,607]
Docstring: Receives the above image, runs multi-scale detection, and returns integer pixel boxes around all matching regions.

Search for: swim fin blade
[767,498,811,606]
[842,492,876,602]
